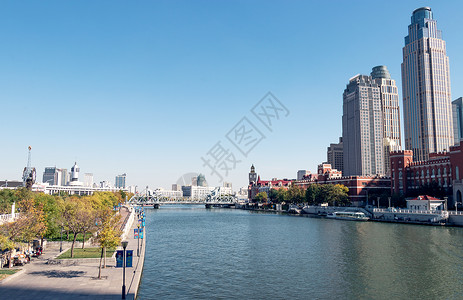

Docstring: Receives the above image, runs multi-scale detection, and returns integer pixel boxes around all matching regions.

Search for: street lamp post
[60,226,63,253]
[122,241,128,299]
[137,224,140,257]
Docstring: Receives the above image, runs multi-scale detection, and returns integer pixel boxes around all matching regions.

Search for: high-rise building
[453,97,463,144]
[371,66,401,175]
[68,162,83,186]
[58,168,68,186]
[402,7,453,162]
[343,75,384,176]
[115,173,126,189]
[327,137,344,174]
[197,174,207,187]
[297,170,310,181]
[84,173,93,187]
[43,167,57,185]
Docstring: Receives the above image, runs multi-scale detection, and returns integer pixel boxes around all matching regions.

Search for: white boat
[326,211,369,221]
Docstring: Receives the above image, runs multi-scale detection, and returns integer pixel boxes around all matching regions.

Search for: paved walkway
[0,208,146,299]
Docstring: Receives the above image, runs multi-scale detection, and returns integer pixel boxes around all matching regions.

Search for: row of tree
[254,184,350,206]
[0,188,129,262]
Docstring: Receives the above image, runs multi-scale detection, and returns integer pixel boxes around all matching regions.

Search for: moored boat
[326,211,369,221]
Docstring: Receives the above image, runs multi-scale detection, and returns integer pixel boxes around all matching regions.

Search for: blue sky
[1,1,462,190]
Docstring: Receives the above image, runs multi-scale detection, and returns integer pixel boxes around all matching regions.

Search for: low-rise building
[406,195,445,211]
[390,141,463,207]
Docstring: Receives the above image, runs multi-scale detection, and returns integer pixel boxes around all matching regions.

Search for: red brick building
[294,175,390,207]
[248,165,291,201]
[390,141,463,206]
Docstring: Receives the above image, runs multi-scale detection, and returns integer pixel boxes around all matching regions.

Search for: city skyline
[1,1,463,189]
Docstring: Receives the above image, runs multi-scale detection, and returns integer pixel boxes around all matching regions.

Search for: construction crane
[22,146,36,190]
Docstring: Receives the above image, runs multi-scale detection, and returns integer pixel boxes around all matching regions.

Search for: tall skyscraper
[453,97,463,144]
[115,173,126,189]
[327,137,344,174]
[43,167,57,185]
[343,75,384,176]
[371,66,401,175]
[402,7,453,162]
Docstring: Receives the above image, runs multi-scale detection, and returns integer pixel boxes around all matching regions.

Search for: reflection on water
[138,205,463,299]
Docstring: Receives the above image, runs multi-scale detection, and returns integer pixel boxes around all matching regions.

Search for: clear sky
[1,1,462,190]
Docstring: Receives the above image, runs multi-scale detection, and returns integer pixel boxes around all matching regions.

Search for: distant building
[68,162,83,186]
[223,182,232,189]
[172,184,182,191]
[115,173,126,189]
[181,185,231,200]
[453,97,463,145]
[249,164,257,184]
[36,184,127,196]
[43,167,57,185]
[297,170,311,181]
[317,163,342,180]
[327,137,343,174]
[402,7,453,162]
[197,174,207,187]
[248,165,292,201]
[154,188,183,200]
[0,180,23,189]
[84,173,93,187]
[58,168,68,186]
[100,181,112,188]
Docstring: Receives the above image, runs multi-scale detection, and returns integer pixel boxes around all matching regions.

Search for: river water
[137,205,463,299]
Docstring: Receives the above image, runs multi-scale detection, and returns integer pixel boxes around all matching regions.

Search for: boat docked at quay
[326,211,369,221]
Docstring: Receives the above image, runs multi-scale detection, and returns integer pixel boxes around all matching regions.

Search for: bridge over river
[128,186,238,208]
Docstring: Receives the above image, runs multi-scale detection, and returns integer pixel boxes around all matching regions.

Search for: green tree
[255,192,268,203]
[61,197,96,257]
[268,189,279,203]
[286,185,305,203]
[328,184,350,206]
[305,184,321,205]
[95,208,121,278]
[0,189,19,214]
[276,189,287,203]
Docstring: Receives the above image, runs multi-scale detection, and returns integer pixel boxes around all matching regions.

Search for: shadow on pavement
[0,286,120,299]
[28,270,86,278]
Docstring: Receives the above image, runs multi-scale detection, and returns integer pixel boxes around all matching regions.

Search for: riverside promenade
[0,206,146,299]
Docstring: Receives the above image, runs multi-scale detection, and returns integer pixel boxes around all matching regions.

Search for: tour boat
[326,211,369,221]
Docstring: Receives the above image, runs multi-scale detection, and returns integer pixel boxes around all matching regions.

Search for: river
[137,205,463,299]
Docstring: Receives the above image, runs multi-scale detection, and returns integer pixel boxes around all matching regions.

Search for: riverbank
[0,205,146,299]
[234,204,463,227]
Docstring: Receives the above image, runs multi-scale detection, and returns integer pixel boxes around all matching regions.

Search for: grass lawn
[0,269,21,281]
[57,247,116,259]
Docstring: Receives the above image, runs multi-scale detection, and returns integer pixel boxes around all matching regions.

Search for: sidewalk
[0,208,146,299]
